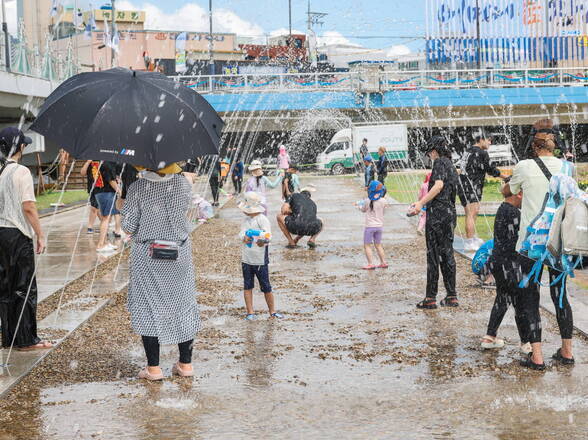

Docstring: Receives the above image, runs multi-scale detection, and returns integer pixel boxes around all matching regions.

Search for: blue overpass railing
[175,67,588,94]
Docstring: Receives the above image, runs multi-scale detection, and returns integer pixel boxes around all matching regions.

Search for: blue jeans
[95,192,119,217]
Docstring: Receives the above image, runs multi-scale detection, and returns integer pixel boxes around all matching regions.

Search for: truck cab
[317,129,354,174]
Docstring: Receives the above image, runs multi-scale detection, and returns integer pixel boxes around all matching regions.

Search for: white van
[318,124,409,174]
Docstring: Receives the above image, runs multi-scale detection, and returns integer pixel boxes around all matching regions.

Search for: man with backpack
[503,131,574,370]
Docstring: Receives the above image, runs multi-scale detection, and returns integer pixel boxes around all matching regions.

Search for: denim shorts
[95,192,120,217]
[242,263,272,293]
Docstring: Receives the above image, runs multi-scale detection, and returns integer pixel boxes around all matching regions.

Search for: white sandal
[480,336,505,349]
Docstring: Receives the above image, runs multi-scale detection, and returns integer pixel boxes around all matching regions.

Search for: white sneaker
[96,246,115,254]
[520,342,532,355]
[481,336,505,349]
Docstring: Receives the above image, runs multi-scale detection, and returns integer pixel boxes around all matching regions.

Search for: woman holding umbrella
[31,68,224,379]
[121,163,199,379]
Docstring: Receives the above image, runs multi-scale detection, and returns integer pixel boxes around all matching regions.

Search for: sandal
[362,265,376,270]
[244,314,256,321]
[16,340,53,351]
[172,362,194,377]
[377,263,389,269]
[307,241,317,249]
[270,312,284,319]
[480,336,505,349]
[440,296,459,307]
[285,244,299,249]
[138,367,164,381]
[520,353,546,371]
[552,348,575,365]
[416,298,437,309]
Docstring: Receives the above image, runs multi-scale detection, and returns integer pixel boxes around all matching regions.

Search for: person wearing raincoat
[277,145,290,171]
[409,136,459,309]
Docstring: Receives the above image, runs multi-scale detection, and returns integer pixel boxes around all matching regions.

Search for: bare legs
[464,202,480,239]
[244,289,276,316]
[88,206,100,230]
[97,214,111,249]
[364,243,386,266]
[276,213,296,246]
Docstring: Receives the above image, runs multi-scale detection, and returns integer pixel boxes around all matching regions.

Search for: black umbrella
[30,67,224,170]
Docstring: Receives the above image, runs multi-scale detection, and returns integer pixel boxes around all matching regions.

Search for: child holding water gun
[356,181,389,270]
[238,192,283,321]
[416,172,432,235]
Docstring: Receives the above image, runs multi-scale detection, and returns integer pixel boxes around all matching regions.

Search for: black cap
[0,127,32,157]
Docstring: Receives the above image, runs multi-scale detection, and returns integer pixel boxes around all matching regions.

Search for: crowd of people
[0,121,582,380]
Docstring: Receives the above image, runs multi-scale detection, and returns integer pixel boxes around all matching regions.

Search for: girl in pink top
[356,181,389,270]
[417,172,432,235]
[277,145,290,170]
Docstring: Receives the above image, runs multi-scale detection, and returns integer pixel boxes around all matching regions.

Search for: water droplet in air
[135,126,141,134]
[160,94,166,100]
[158,101,165,108]
[154,115,161,123]
[156,134,163,142]
[179,114,185,121]
[158,161,166,168]
[142,116,148,123]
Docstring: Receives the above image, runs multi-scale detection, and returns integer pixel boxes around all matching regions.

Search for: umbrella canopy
[30,67,224,170]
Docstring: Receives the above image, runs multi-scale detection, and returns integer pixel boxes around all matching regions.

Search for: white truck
[317,124,409,174]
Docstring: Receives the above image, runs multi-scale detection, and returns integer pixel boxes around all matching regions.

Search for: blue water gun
[245,229,271,247]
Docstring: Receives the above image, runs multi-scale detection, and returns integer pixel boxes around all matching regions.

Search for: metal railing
[1,34,78,82]
[175,67,588,94]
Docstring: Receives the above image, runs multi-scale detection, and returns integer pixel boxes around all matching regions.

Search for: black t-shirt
[492,201,521,261]
[289,193,318,224]
[459,145,501,189]
[100,161,119,193]
[427,156,458,223]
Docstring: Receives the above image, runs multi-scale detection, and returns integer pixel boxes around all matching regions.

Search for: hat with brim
[135,162,182,175]
[368,181,385,201]
[0,127,32,156]
[248,159,263,174]
[238,191,265,214]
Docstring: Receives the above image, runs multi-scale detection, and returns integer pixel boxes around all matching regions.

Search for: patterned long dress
[121,173,200,345]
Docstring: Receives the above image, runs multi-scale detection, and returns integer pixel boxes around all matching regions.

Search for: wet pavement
[2,176,588,439]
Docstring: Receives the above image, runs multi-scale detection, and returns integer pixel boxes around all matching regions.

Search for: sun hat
[368,181,385,201]
[0,127,32,157]
[238,191,265,214]
[248,159,263,175]
[134,163,182,174]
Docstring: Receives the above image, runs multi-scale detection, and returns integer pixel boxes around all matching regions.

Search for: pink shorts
[364,227,383,245]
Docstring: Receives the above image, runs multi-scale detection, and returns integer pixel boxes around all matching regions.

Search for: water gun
[245,229,271,247]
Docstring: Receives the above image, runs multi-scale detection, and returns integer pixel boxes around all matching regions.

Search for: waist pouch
[148,240,181,260]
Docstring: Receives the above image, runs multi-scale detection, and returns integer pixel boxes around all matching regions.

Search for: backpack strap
[533,157,552,182]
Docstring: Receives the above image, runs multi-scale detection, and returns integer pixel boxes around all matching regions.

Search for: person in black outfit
[277,189,323,249]
[409,136,459,309]
[457,135,505,249]
[208,156,222,206]
[376,147,388,184]
[481,182,530,353]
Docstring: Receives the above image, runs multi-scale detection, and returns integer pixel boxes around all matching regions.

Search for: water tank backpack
[518,159,583,307]
[472,239,494,275]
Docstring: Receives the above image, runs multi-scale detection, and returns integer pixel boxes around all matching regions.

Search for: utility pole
[306,0,327,68]
[1,0,10,71]
[208,0,214,75]
[475,0,481,70]
[288,0,292,38]
[111,0,117,67]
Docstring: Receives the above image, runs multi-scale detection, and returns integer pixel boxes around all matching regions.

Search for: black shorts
[89,192,99,209]
[242,263,272,293]
[457,176,483,207]
[285,217,322,237]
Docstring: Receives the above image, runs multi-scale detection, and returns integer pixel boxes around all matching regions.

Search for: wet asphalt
[1,175,588,440]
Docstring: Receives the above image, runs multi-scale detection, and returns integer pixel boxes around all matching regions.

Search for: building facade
[425,0,588,68]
